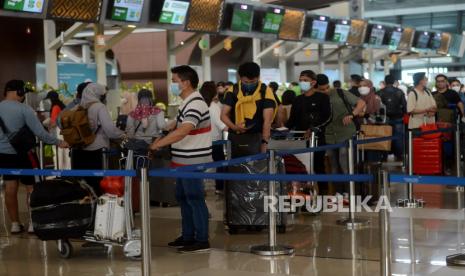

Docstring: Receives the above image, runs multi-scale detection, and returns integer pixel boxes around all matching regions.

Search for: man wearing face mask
[432,74,464,123]
[149,65,212,253]
[221,62,277,157]
[349,74,363,97]
[0,80,68,234]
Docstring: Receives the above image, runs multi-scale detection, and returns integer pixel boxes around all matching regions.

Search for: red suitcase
[413,137,443,175]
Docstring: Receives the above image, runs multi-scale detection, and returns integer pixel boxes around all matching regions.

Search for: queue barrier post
[337,139,370,229]
[400,130,422,208]
[455,121,464,209]
[251,149,295,256]
[380,170,392,276]
[140,167,151,276]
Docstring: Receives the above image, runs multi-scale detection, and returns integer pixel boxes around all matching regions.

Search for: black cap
[385,75,396,85]
[351,74,363,82]
[4,79,25,94]
[45,91,59,100]
[316,74,330,86]
[413,72,426,86]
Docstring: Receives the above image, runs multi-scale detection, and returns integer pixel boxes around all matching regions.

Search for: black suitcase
[149,148,178,206]
[225,158,289,234]
[30,179,97,241]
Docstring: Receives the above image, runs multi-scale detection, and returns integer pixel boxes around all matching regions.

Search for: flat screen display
[110,0,144,22]
[3,0,44,13]
[369,25,385,46]
[388,28,403,48]
[398,27,415,50]
[231,4,252,32]
[416,32,431,49]
[332,21,350,43]
[431,33,442,50]
[310,16,329,41]
[262,8,284,34]
[159,0,189,25]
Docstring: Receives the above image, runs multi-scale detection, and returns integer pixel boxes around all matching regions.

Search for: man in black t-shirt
[433,74,464,123]
[349,74,362,97]
[221,62,277,157]
[286,71,332,194]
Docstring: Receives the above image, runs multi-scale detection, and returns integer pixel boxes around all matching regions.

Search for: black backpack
[378,87,406,119]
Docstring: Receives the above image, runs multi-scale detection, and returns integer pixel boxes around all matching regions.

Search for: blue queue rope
[353,135,400,146]
[212,140,228,146]
[275,142,347,156]
[173,152,269,172]
[412,127,456,137]
[0,169,136,177]
[149,170,373,183]
[390,174,465,186]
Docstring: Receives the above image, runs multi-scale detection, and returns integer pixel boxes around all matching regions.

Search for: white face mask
[451,86,461,93]
[358,86,371,96]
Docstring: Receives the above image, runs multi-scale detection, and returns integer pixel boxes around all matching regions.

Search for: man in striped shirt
[149,65,212,253]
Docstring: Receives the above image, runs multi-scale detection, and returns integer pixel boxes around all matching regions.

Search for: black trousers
[71,149,104,195]
[212,144,225,191]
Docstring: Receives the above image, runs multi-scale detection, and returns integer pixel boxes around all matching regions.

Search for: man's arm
[221,105,246,133]
[149,123,194,150]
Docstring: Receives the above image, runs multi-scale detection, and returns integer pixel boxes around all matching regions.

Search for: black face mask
[241,82,258,94]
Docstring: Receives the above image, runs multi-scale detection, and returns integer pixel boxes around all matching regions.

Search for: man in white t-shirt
[149,65,212,253]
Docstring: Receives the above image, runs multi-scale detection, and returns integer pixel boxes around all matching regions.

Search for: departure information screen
[111,0,144,22]
[416,32,431,48]
[369,26,385,46]
[262,8,284,34]
[431,33,442,50]
[159,0,189,25]
[310,17,328,41]
[332,22,350,43]
[231,4,252,32]
[389,28,402,48]
[3,0,44,13]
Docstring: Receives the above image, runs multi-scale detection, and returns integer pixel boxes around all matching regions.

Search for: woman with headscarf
[359,79,381,124]
[71,83,125,194]
[126,89,166,154]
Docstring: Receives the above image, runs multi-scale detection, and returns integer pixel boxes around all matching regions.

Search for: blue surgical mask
[299,81,312,92]
[170,83,181,96]
[241,82,258,94]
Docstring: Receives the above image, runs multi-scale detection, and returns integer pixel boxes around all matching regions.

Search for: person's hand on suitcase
[149,137,163,152]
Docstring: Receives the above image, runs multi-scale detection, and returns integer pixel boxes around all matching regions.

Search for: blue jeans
[389,119,405,160]
[175,178,209,242]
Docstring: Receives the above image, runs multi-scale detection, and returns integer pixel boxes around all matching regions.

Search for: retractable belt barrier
[412,127,456,137]
[0,169,136,177]
[390,174,465,186]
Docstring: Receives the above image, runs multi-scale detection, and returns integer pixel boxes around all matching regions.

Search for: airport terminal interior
[2,0,465,275]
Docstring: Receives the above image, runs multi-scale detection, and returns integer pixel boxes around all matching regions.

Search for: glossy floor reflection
[1,183,465,275]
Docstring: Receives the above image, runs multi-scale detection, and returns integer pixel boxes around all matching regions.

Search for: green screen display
[262,8,283,34]
[389,30,402,48]
[111,0,144,22]
[231,4,252,32]
[3,0,44,13]
[310,19,328,40]
[332,23,350,43]
[159,0,189,25]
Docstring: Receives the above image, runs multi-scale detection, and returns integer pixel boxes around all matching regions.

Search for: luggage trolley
[56,149,150,259]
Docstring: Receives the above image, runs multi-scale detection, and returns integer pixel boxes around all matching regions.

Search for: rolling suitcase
[93,194,126,242]
[413,137,443,175]
[30,178,97,241]
[149,148,177,206]
[225,158,288,234]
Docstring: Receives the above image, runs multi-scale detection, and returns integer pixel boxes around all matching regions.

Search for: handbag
[359,124,393,151]
[0,117,36,154]
[228,132,262,158]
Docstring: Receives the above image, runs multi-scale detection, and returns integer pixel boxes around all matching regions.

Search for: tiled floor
[1,182,465,275]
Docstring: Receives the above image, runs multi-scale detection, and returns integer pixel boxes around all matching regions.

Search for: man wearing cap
[0,80,68,234]
[286,72,332,193]
[407,72,437,129]
[349,74,363,97]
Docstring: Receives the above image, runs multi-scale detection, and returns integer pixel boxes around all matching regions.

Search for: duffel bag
[30,178,97,241]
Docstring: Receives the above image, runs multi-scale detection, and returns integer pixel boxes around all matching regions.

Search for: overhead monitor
[278,9,305,41]
[230,3,253,32]
[186,0,224,33]
[430,32,442,50]
[415,31,431,49]
[150,0,189,25]
[387,27,403,48]
[2,0,44,13]
[368,24,386,46]
[398,27,415,51]
[309,15,329,41]
[331,20,351,43]
[108,0,144,22]
[448,34,465,57]
[347,19,367,46]
[262,7,284,34]
[48,0,104,22]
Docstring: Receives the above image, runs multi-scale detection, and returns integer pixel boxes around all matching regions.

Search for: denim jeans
[388,119,405,160]
[175,178,209,242]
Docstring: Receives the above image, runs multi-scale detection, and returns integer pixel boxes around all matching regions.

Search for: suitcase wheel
[57,240,73,259]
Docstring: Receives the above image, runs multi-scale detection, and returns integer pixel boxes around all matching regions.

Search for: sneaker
[10,222,24,234]
[178,242,210,253]
[28,223,34,234]
[168,237,195,248]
